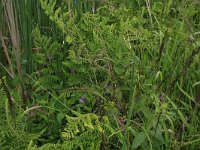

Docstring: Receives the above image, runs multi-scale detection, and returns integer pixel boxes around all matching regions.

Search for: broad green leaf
[132,131,146,149]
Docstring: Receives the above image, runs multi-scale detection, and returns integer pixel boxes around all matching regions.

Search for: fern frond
[39,0,65,31]
[61,112,109,150]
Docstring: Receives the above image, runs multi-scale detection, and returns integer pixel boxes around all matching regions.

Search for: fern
[39,0,66,31]
[61,111,113,150]
[0,82,43,150]
[0,125,43,150]
[32,27,63,93]
[33,0,143,117]
[31,1,200,149]
[27,112,117,150]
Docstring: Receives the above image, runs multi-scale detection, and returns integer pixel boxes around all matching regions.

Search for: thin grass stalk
[123,85,136,150]
[0,0,2,26]
[0,31,14,77]
[16,0,33,74]
[145,0,153,27]
[2,0,25,105]
[170,46,200,90]
[0,5,14,77]
[36,0,42,26]
[0,0,14,77]
[0,77,16,128]
[123,60,137,150]
[26,0,33,74]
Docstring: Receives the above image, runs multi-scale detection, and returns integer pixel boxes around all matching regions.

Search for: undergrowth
[0,0,200,150]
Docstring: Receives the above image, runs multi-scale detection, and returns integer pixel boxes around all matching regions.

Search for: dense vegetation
[0,0,200,149]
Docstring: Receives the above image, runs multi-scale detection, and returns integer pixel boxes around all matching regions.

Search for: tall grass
[0,0,200,149]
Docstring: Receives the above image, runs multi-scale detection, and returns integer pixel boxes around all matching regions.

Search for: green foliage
[30,0,200,149]
[31,26,63,94]
[61,111,106,150]
[1,0,200,149]
[0,81,42,150]
[27,112,116,150]
[0,126,42,150]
